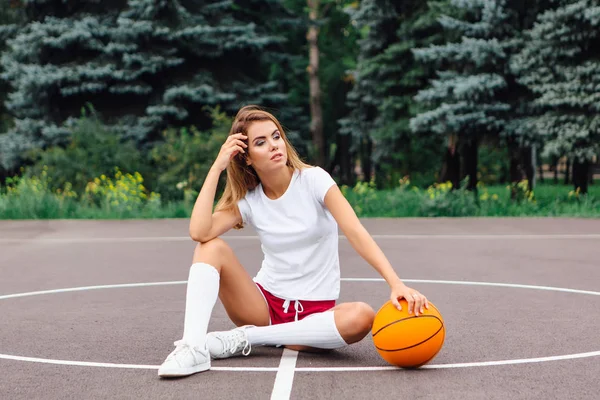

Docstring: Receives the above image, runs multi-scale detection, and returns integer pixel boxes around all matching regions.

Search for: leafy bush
[25,108,145,194]
[82,168,161,216]
[478,142,509,185]
[0,167,78,218]
[418,180,478,217]
[148,108,232,203]
[0,167,161,219]
[341,177,599,218]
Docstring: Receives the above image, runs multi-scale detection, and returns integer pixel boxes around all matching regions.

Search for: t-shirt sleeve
[237,197,252,226]
[309,167,337,204]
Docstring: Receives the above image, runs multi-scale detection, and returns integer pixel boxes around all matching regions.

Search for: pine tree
[339,1,451,187]
[0,1,22,119]
[0,0,25,178]
[339,0,399,183]
[281,0,359,180]
[0,0,300,170]
[511,0,600,194]
[366,1,448,187]
[410,0,548,190]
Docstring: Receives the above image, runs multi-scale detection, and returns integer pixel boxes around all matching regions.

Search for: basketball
[372,299,445,368]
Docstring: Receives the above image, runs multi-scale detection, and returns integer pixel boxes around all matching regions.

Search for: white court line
[0,353,278,371]
[0,281,188,301]
[1,233,600,244]
[271,349,299,400]
[2,278,599,301]
[296,350,600,370]
[2,351,599,372]
[1,279,600,373]
[342,279,600,296]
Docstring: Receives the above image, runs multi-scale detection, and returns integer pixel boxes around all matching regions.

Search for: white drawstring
[282,299,304,321]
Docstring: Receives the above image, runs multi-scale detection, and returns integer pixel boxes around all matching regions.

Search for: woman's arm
[189,167,241,242]
[189,133,247,242]
[324,185,429,316]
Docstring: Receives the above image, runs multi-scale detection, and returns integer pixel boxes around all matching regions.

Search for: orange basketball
[372,299,445,368]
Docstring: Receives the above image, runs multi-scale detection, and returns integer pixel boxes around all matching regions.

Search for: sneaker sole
[158,361,211,378]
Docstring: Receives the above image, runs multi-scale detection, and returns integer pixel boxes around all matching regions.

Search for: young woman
[158,105,429,378]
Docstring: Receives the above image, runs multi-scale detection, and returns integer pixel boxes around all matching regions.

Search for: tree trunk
[564,159,570,184]
[440,134,460,189]
[0,168,7,185]
[572,160,589,194]
[361,137,373,182]
[463,138,478,191]
[307,0,325,167]
[508,138,521,199]
[522,146,534,191]
[508,138,534,197]
[338,133,353,186]
[552,156,559,184]
[328,132,354,186]
[440,149,460,189]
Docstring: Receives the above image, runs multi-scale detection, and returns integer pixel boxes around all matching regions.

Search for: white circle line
[296,350,600,370]
[1,278,599,301]
[1,279,599,371]
[2,351,599,372]
[1,233,600,244]
[0,281,188,301]
[343,278,600,296]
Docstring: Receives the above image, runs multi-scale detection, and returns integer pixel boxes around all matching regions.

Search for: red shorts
[255,282,336,325]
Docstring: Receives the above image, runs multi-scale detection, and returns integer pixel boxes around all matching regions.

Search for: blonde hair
[215,105,311,228]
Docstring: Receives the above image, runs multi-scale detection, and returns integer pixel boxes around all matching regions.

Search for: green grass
[340,181,600,218]
[1,174,599,219]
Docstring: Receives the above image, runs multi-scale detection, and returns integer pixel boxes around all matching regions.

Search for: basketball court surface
[1,218,599,399]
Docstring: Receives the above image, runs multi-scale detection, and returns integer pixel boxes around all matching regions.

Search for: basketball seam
[375,325,444,352]
[375,324,444,352]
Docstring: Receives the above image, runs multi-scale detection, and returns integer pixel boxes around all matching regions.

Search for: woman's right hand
[213,133,248,172]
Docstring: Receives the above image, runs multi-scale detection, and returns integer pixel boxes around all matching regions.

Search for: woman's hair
[214,105,310,228]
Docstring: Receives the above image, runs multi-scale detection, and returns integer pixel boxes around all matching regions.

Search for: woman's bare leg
[192,238,270,327]
[158,238,269,377]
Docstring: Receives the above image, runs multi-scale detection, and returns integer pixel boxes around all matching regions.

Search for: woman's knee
[336,302,375,343]
[192,237,231,270]
[353,302,375,333]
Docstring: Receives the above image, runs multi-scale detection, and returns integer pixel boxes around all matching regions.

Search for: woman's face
[245,120,288,173]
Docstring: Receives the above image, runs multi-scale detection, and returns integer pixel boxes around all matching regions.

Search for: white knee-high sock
[181,262,220,348]
[245,311,347,349]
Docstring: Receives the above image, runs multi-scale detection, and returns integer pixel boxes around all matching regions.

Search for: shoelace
[221,330,251,356]
[169,340,200,362]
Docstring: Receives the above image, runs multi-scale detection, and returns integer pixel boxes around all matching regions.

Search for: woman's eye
[256,140,264,146]
[273,133,281,140]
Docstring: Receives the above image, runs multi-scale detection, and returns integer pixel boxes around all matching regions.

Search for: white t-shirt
[237,167,339,301]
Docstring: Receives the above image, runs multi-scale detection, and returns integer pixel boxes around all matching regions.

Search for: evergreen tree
[366,1,448,187]
[339,0,399,183]
[0,1,22,120]
[340,1,450,187]
[0,0,25,179]
[512,0,600,194]
[280,0,360,176]
[410,0,548,190]
[0,0,300,170]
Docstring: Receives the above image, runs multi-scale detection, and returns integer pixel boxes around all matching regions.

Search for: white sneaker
[206,325,253,359]
[158,340,211,378]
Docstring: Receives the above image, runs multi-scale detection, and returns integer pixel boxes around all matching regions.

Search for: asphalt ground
[1,218,599,400]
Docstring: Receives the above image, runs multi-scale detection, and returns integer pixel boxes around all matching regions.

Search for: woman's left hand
[390,283,429,316]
